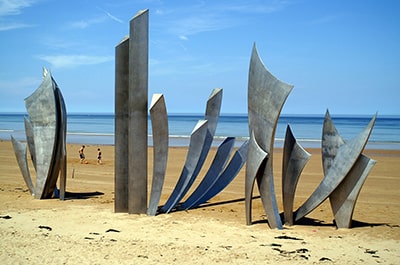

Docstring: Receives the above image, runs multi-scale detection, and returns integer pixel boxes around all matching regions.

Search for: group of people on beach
[79,145,102,165]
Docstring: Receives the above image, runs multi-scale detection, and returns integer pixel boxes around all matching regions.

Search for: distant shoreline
[3,136,399,150]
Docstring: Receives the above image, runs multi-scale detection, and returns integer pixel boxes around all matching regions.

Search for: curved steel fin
[187,139,249,209]
[321,110,345,175]
[159,120,208,213]
[330,155,376,228]
[294,113,377,221]
[246,44,293,229]
[24,117,36,171]
[53,79,67,200]
[25,71,58,199]
[179,137,235,210]
[160,88,222,213]
[189,88,223,191]
[245,131,269,225]
[147,94,169,216]
[11,136,35,195]
[321,110,377,228]
[40,74,66,199]
[282,125,311,225]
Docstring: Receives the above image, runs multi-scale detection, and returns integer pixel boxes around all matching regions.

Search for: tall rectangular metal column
[128,9,149,214]
[114,36,130,212]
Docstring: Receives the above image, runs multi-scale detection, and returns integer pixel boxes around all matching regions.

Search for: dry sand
[0,140,399,264]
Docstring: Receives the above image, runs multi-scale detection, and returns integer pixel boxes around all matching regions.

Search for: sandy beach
[0,140,399,264]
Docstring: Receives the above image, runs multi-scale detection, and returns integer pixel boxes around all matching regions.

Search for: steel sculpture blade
[322,110,376,228]
[294,113,377,222]
[188,88,223,192]
[179,137,235,210]
[53,78,67,200]
[114,36,130,212]
[12,69,68,200]
[282,125,311,225]
[246,44,293,229]
[160,88,222,213]
[24,72,57,199]
[11,136,35,195]
[330,155,376,228]
[128,9,149,214]
[24,117,36,171]
[245,131,269,225]
[159,120,209,213]
[147,94,169,216]
[321,110,345,176]
[187,139,249,209]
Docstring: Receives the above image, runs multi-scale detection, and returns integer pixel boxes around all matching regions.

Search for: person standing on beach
[79,145,86,164]
[97,148,102,165]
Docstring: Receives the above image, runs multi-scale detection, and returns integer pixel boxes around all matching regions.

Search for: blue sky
[0,0,399,115]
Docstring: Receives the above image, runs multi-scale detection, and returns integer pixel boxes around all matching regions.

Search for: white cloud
[0,22,32,31]
[0,0,37,31]
[0,0,36,16]
[68,16,108,29]
[0,76,41,96]
[37,54,114,69]
[97,7,123,24]
[155,1,290,38]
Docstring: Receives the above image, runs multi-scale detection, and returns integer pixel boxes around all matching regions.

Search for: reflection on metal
[321,110,376,228]
[114,9,149,214]
[282,125,311,225]
[179,137,235,210]
[11,136,34,195]
[12,69,67,200]
[246,44,293,229]
[147,94,169,216]
[160,89,222,213]
[294,112,376,222]
[185,139,249,210]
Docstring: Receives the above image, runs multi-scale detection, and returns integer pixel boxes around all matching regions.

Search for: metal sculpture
[114,9,149,214]
[159,120,208,213]
[294,112,376,222]
[11,136,34,195]
[114,35,130,212]
[246,44,293,229]
[160,88,222,213]
[179,137,236,210]
[147,94,169,216]
[322,110,376,228]
[112,10,379,229]
[12,69,67,200]
[183,139,249,210]
[282,125,311,225]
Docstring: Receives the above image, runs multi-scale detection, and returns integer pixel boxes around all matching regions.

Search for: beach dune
[0,140,399,264]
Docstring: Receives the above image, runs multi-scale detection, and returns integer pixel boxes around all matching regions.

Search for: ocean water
[1,113,399,150]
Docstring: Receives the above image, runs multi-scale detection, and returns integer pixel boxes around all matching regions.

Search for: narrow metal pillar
[114,36,130,212]
[128,9,149,214]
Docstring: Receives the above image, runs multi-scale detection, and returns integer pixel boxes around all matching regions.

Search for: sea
[1,113,399,150]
